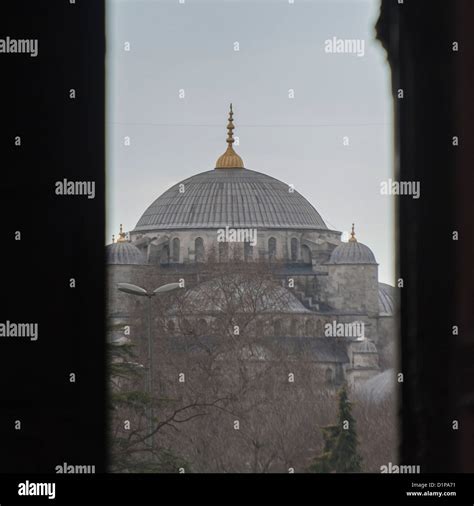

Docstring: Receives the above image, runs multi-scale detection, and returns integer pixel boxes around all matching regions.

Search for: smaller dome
[328,224,377,265]
[106,241,144,265]
[329,241,377,265]
[352,339,377,353]
[107,225,144,265]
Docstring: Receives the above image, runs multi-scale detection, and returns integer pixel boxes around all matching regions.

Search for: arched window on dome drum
[181,318,192,336]
[197,318,208,335]
[171,238,180,262]
[218,242,228,262]
[291,238,298,261]
[325,367,333,384]
[274,319,282,337]
[305,319,313,336]
[244,241,253,261]
[160,244,170,265]
[195,237,204,262]
[301,244,312,264]
[290,318,297,336]
[268,237,277,260]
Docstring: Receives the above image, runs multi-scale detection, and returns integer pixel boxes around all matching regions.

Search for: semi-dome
[378,283,396,316]
[106,225,144,265]
[328,224,377,265]
[174,276,311,314]
[134,105,327,232]
[107,242,144,265]
[356,369,395,402]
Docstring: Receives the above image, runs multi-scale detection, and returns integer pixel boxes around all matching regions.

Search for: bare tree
[109,257,397,472]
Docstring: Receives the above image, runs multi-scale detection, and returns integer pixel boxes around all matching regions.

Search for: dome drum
[130,228,341,265]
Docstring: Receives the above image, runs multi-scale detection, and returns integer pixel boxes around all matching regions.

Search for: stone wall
[376,315,398,369]
[321,264,379,316]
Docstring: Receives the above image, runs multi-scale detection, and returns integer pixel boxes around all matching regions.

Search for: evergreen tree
[108,327,189,473]
[309,385,362,473]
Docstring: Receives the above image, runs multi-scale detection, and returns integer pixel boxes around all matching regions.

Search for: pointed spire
[215,103,245,169]
[226,103,235,147]
[348,223,357,242]
[117,223,127,242]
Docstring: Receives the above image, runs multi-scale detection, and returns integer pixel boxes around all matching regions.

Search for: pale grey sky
[106,0,395,284]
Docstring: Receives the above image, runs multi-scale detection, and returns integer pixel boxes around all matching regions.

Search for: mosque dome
[133,105,327,232]
[328,224,377,265]
[134,169,327,232]
[106,225,144,265]
[378,282,396,316]
[352,338,377,353]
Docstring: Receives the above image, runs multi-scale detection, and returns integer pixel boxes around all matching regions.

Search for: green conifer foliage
[309,385,362,473]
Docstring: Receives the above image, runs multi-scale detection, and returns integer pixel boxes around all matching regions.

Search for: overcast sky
[106,0,395,284]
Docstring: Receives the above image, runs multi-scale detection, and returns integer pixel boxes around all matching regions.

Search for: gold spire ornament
[349,223,357,242]
[215,103,245,169]
[117,224,127,242]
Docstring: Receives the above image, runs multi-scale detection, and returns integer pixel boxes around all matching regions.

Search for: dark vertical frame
[454,0,474,473]
[377,0,474,472]
[0,1,106,472]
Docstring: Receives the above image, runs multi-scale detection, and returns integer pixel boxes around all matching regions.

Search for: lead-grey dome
[106,241,144,265]
[378,283,397,316]
[134,169,327,231]
[328,240,377,265]
[172,276,311,314]
[356,369,395,402]
[352,338,377,353]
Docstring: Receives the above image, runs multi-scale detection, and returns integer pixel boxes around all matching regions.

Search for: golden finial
[117,223,127,242]
[215,103,245,169]
[348,223,357,242]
